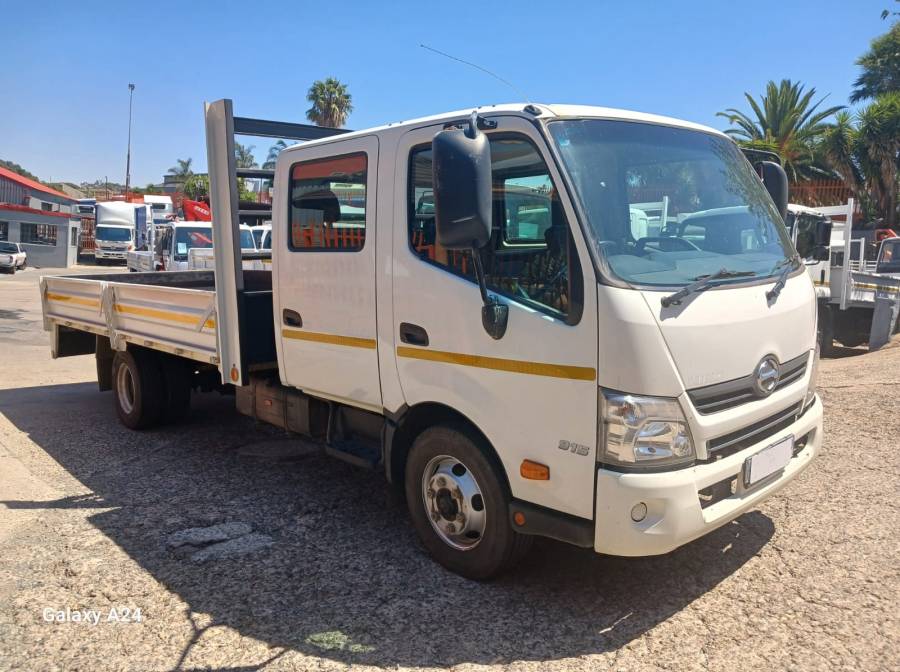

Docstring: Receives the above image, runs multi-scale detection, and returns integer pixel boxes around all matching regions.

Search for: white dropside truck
[40,101,822,579]
[94,202,138,264]
[787,200,900,353]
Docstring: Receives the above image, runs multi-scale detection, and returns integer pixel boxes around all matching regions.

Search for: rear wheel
[112,349,165,429]
[405,425,532,580]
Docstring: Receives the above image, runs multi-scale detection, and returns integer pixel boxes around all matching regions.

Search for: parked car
[0,242,27,273]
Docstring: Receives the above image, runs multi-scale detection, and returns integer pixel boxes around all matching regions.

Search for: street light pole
[125,83,135,201]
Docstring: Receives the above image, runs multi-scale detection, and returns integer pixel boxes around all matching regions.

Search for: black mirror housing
[432,122,492,250]
[812,245,830,262]
[757,161,789,222]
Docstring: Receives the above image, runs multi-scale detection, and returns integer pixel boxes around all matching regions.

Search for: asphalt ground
[0,265,897,671]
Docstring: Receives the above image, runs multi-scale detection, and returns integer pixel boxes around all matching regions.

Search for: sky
[0,0,892,187]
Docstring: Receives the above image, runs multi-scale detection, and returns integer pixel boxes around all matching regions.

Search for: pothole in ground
[166,522,273,562]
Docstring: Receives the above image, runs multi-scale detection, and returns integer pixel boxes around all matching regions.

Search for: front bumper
[95,249,127,259]
[594,395,822,556]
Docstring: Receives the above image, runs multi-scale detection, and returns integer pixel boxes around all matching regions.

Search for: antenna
[420,44,532,105]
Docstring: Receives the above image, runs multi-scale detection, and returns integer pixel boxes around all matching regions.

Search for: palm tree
[168,158,193,182]
[306,77,353,128]
[821,93,900,227]
[850,22,900,103]
[234,143,258,169]
[717,79,844,181]
[262,140,287,169]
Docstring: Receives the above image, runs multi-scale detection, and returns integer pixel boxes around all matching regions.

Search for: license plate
[744,435,793,486]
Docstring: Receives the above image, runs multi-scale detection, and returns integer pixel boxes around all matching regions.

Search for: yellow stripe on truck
[281,328,376,349]
[114,303,216,329]
[397,346,597,381]
[46,293,100,308]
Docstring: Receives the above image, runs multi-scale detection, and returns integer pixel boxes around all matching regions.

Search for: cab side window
[289,153,367,251]
[408,135,582,323]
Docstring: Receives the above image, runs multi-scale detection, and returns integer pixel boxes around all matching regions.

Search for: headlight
[0,255,11,264]
[600,391,695,469]
[805,346,819,408]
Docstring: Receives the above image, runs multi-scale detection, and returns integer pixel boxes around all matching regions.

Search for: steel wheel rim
[421,454,486,551]
[116,363,136,415]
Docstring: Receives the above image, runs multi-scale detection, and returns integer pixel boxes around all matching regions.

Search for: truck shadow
[0,382,774,668]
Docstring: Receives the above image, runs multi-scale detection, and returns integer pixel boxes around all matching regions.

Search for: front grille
[703,402,804,460]
[688,352,809,414]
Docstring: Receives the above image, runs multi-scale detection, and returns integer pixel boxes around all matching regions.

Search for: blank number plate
[744,435,793,486]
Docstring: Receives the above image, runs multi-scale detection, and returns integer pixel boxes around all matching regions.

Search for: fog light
[630,502,648,522]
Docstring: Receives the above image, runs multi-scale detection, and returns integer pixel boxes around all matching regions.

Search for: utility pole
[124,83,135,201]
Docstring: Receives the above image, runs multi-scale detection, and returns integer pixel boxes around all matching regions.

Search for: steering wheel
[636,236,701,253]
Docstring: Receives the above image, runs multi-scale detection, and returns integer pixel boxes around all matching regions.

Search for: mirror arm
[471,248,491,305]
[471,249,508,340]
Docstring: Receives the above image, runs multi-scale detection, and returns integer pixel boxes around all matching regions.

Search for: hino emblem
[754,356,780,397]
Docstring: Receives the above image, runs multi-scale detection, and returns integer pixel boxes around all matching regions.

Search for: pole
[125,83,135,201]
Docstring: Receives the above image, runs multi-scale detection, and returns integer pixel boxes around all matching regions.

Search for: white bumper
[95,248,127,259]
[594,396,822,556]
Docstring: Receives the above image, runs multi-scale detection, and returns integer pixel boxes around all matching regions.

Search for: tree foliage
[262,140,287,169]
[168,158,193,182]
[851,22,900,103]
[182,174,209,200]
[821,93,900,226]
[306,77,353,128]
[0,159,44,184]
[234,143,258,169]
[717,79,843,181]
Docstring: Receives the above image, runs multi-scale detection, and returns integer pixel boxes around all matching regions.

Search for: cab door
[391,118,599,520]
[274,136,382,411]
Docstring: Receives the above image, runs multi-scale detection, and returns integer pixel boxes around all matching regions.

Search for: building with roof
[0,166,80,267]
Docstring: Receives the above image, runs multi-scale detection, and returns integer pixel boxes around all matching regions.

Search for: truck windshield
[0,242,17,253]
[96,226,132,242]
[175,227,214,258]
[548,119,793,287]
[877,238,900,273]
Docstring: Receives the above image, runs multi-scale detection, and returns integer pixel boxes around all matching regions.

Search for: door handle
[282,309,303,327]
[399,322,429,346]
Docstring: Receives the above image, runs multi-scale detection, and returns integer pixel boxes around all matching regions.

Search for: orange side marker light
[520,459,550,480]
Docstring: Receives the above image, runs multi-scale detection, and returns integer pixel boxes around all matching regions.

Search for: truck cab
[260,103,822,572]
[94,202,138,264]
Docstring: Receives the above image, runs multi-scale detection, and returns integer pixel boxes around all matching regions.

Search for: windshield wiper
[661,268,757,307]
[765,256,798,302]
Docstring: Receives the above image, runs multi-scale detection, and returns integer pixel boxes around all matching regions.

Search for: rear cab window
[288,153,367,251]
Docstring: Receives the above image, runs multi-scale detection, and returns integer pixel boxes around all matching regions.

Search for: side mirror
[811,245,830,262]
[432,113,508,340]
[432,114,492,250]
[757,161,789,222]
[814,217,833,247]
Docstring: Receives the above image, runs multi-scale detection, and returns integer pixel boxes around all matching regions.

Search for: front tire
[112,349,165,429]
[405,425,532,580]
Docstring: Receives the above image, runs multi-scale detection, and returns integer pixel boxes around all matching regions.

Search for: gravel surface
[0,267,898,671]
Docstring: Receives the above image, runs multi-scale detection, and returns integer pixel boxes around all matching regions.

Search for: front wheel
[405,425,532,580]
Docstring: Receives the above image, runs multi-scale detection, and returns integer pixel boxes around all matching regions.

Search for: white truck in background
[94,202,139,264]
[39,100,822,579]
[187,225,267,271]
[143,194,174,224]
[787,200,900,353]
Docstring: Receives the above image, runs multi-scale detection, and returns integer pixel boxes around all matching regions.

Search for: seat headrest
[293,190,341,224]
